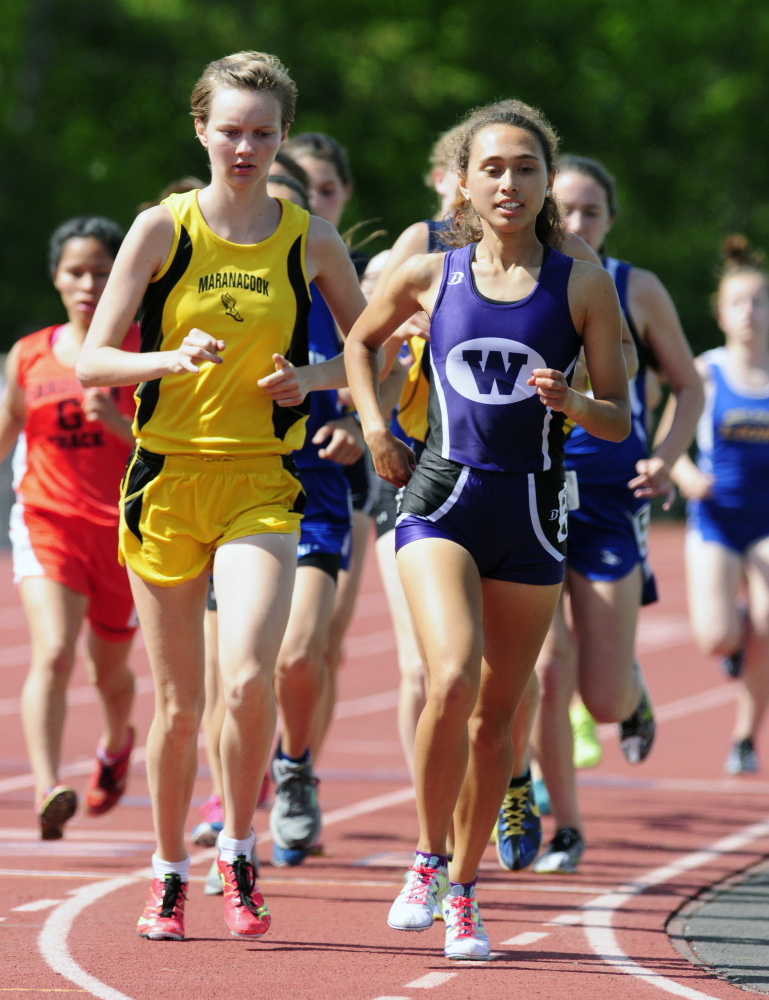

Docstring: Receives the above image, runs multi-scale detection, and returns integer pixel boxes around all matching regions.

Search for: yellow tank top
[134,190,312,457]
[395,336,430,443]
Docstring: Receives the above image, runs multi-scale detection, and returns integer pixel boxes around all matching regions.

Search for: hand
[628,456,677,510]
[82,388,121,429]
[313,416,364,465]
[366,428,415,488]
[258,353,309,407]
[169,328,225,374]
[528,368,571,410]
[674,465,714,502]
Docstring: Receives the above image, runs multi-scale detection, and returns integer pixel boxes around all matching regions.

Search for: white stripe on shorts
[9,502,46,584]
[527,474,565,562]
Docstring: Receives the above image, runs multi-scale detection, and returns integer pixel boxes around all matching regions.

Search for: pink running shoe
[190,794,224,847]
[85,727,135,816]
[136,875,186,941]
[218,854,270,939]
[198,793,224,824]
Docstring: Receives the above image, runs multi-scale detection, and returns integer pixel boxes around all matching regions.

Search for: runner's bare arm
[0,343,27,463]
[345,254,441,486]
[562,232,639,383]
[542,261,630,441]
[77,208,226,387]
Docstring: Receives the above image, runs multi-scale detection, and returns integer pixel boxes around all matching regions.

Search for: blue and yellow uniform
[119,191,311,586]
[689,346,769,553]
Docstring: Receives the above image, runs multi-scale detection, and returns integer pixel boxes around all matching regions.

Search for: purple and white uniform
[395,242,582,585]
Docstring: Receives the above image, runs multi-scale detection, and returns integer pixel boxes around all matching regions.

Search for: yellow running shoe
[570,701,602,769]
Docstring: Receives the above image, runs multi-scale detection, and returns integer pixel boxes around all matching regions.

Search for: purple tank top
[425,242,582,473]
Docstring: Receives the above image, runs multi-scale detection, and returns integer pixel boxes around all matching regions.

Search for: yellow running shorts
[118,448,304,587]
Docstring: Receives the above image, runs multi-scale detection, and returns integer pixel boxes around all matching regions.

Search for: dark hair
[717,234,768,298]
[49,216,124,277]
[443,99,563,249]
[273,151,309,191]
[283,131,352,186]
[268,174,310,211]
[557,155,619,217]
[190,51,297,129]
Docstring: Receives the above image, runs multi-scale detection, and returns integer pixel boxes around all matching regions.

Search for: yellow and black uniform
[395,336,430,445]
[119,190,311,587]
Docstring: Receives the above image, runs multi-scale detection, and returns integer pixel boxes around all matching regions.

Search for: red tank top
[15,324,139,526]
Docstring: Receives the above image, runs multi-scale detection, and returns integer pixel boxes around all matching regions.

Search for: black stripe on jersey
[136,225,193,430]
[272,235,311,441]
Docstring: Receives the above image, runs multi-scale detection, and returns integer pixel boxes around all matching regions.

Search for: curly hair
[442,99,563,250]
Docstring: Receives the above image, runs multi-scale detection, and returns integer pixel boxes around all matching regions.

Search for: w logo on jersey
[445,337,545,405]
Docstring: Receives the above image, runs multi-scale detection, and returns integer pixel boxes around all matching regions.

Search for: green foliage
[1,0,767,352]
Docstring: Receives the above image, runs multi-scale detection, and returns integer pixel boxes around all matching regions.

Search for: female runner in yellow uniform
[78,51,366,942]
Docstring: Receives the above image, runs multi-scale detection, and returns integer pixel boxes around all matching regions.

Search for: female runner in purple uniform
[345,99,630,961]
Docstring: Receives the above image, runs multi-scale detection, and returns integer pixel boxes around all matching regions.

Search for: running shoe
[190,793,224,847]
[218,853,270,938]
[37,785,77,840]
[532,827,585,874]
[388,856,449,931]
[570,702,602,769]
[270,752,321,866]
[533,775,551,816]
[136,874,186,940]
[203,845,259,896]
[495,771,541,872]
[724,737,758,775]
[619,666,656,764]
[720,649,744,679]
[85,727,135,816]
[442,885,490,960]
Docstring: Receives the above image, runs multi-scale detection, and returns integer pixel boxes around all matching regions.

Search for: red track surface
[1,522,767,1000]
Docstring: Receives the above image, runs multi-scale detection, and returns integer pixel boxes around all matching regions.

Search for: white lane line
[502,931,549,946]
[370,997,410,1000]
[581,817,769,1000]
[37,784,416,999]
[39,878,136,1000]
[545,911,584,926]
[0,675,155,720]
[405,972,456,988]
[334,689,399,719]
[11,898,64,912]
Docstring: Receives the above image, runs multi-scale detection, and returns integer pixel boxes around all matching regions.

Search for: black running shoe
[720,649,744,679]
[725,737,758,775]
[533,827,584,874]
[619,668,656,764]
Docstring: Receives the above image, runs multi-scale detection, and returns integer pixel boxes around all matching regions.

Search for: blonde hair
[190,51,297,128]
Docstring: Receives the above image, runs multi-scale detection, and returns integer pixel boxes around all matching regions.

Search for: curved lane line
[39,878,137,1000]
[581,818,769,1000]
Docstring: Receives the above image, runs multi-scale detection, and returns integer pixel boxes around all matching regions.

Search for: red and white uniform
[10,324,140,641]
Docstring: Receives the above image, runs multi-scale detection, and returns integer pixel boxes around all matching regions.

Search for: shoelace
[404,865,438,904]
[446,896,476,938]
[230,856,261,916]
[159,876,185,918]
[500,785,529,836]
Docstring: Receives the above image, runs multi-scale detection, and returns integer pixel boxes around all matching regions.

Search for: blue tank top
[563,258,648,486]
[425,242,582,473]
[696,346,769,507]
[294,283,346,473]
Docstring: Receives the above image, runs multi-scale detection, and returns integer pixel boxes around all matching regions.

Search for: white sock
[217,829,256,864]
[151,853,190,882]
